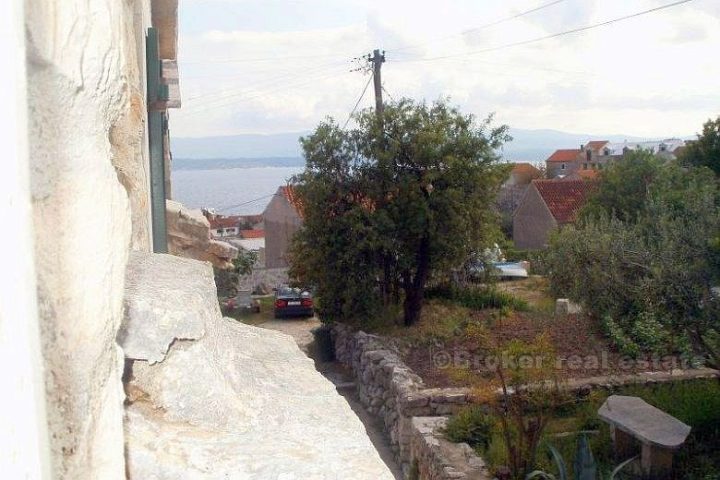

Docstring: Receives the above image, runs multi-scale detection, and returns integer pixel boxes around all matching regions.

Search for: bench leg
[641,443,673,479]
[611,426,637,459]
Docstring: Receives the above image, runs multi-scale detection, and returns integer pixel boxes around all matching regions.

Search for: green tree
[289,98,510,326]
[547,163,720,366]
[580,150,662,223]
[679,116,720,176]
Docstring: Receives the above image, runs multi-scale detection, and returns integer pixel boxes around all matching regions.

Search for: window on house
[583,163,588,169]
[561,163,566,170]
[586,150,592,162]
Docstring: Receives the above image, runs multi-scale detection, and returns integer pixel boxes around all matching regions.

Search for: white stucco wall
[0,1,51,478]
[24,0,155,477]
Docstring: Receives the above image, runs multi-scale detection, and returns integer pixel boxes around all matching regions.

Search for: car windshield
[278,287,300,297]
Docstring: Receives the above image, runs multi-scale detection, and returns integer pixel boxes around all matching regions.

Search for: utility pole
[368,49,385,117]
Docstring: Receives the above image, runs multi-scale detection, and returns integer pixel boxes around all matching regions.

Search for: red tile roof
[547,149,580,163]
[586,140,609,151]
[511,162,541,176]
[280,185,304,218]
[209,216,240,229]
[240,229,265,239]
[533,179,596,224]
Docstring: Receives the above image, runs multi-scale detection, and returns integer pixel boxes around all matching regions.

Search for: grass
[426,284,530,312]
[221,295,276,325]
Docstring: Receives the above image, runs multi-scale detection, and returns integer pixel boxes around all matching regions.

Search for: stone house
[263,185,303,268]
[513,179,596,249]
[3,1,390,479]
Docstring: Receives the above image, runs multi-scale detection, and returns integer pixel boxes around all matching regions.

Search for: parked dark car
[274,286,314,319]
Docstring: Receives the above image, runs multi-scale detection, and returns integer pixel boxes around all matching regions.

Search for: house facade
[209,215,241,237]
[513,179,596,249]
[263,185,303,268]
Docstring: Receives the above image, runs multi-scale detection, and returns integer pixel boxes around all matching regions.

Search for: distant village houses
[546,139,685,179]
[205,212,264,238]
[263,186,303,269]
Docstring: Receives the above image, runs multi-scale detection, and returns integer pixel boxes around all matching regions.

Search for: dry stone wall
[410,417,490,480]
[331,324,719,480]
[332,324,484,479]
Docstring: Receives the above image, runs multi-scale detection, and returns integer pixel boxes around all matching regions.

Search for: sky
[172,0,720,139]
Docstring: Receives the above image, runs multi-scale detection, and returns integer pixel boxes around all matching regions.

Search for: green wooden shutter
[146,27,170,253]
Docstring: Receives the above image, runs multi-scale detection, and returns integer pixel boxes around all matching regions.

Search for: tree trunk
[403,233,431,326]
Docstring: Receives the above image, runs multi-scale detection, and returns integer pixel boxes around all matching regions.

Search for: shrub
[545,163,720,365]
[426,284,529,311]
[444,406,494,451]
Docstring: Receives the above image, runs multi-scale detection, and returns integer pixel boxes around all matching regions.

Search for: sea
[171,166,303,215]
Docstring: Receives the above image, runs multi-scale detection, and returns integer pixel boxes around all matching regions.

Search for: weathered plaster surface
[0,1,52,477]
[24,0,153,476]
[263,193,302,269]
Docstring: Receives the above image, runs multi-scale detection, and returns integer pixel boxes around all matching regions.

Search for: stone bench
[598,395,691,479]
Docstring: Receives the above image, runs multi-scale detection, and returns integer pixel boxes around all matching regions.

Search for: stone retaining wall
[409,417,490,480]
[331,323,719,479]
[331,324,479,478]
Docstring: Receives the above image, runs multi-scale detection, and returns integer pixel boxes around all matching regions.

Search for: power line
[184,60,346,103]
[386,0,566,54]
[182,67,353,117]
[397,0,694,63]
[181,52,359,65]
[343,74,374,129]
[381,85,396,103]
[216,192,280,213]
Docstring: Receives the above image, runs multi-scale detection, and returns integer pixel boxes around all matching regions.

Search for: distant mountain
[173,157,303,171]
[173,132,307,159]
[172,128,689,166]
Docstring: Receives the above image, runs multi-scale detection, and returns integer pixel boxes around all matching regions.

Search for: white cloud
[171,0,720,138]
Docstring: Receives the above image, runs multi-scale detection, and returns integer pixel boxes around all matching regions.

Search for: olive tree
[289,98,510,326]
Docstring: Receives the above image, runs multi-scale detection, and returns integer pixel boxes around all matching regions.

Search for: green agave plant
[526,434,637,480]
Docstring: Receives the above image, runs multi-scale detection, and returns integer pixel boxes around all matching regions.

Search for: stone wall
[332,324,719,480]
[166,200,238,269]
[121,252,394,479]
[332,324,478,477]
[0,1,52,476]
[409,417,490,480]
[513,184,558,249]
[24,0,156,477]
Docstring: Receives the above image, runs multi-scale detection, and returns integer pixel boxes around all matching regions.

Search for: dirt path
[258,318,404,480]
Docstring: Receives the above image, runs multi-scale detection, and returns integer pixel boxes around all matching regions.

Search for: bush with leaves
[546,161,720,365]
[289,98,510,325]
[443,405,494,451]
